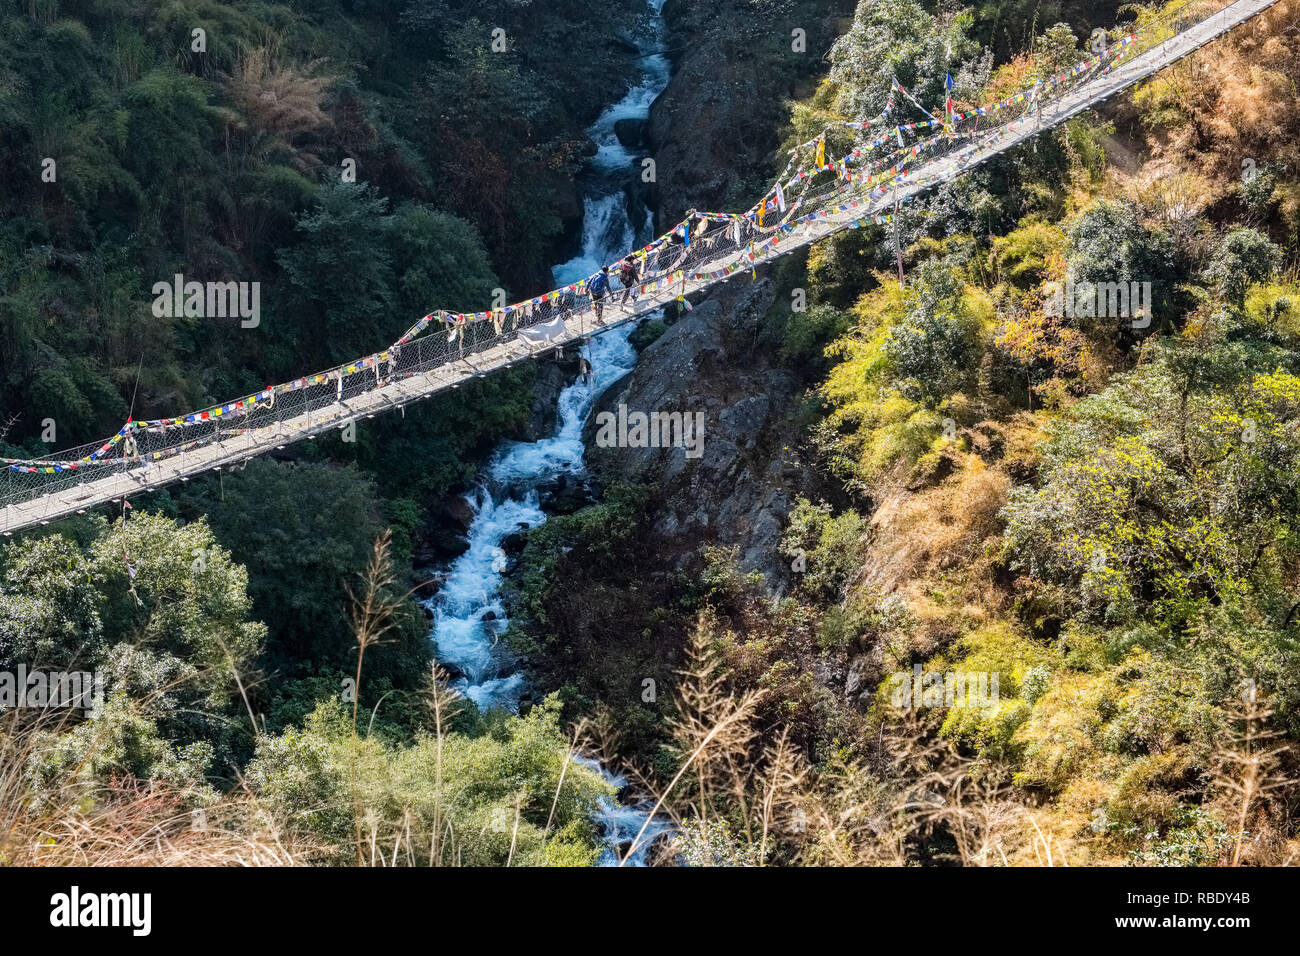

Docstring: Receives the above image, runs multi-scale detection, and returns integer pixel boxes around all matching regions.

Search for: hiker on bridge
[618,256,641,308]
[665,227,691,273]
[589,266,611,324]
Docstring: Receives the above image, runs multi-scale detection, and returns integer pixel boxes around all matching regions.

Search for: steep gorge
[501,0,857,760]
[586,0,855,586]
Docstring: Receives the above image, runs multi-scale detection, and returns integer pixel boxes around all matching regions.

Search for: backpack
[589,272,609,296]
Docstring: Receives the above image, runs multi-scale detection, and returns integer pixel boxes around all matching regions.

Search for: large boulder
[614,117,649,150]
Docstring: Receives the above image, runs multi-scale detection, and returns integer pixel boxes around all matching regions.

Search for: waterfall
[425,0,674,866]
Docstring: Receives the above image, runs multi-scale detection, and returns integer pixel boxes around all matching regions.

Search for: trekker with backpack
[619,256,641,308]
[589,266,611,324]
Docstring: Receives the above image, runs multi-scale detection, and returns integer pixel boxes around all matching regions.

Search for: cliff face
[577,0,857,587]
[586,279,809,585]
[648,0,855,225]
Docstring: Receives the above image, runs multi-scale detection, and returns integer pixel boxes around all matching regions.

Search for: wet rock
[413,572,443,601]
[614,117,648,149]
[521,360,569,441]
[610,36,640,58]
[425,530,470,561]
[435,495,476,533]
[501,530,530,556]
[541,474,594,515]
[647,831,679,867]
[553,174,585,223]
[437,661,465,684]
[624,179,652,236]
[548,174,589,274]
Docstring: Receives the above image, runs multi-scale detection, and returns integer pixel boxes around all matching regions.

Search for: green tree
[0,533,104,671]
[89,513,264,706]
[276,182,398,364]
[1002,352,1300,630]
[1065,198,1178,325]
[1033,23,1080,77]
[1204,227,1282,308]
[828,0,988,121]
[179,460,429,691]
[389,203,500,318]
[23,693,217,812]
[884,253,986,405]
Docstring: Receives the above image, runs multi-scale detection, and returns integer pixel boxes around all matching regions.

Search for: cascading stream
[425,0,674,866]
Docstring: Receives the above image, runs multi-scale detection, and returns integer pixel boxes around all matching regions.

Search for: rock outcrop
[648,0,855,226]
[573,0,856,590]
[519,359,568,442]
[585,278,807,585]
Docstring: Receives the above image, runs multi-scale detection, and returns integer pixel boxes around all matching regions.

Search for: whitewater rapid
[425,0,674,866]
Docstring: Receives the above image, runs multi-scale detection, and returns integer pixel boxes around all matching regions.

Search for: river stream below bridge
[422,0,673,867]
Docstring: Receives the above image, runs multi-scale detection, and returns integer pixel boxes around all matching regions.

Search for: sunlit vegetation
[515,0,1300,865]
[638,0,1300,865]
[3,0,1299,867]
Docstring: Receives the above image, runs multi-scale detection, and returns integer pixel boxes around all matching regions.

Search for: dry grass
[1212,694,1297,866]
[796,711,1075,867]
[0,638,313,867]
[0,709,317,867]
[852,453,1012,656]
[1126,1,1300,217]
[227,42,333,168]
[601,614,1300,867]
[598,624,1082,866]
[863,455,1011,592]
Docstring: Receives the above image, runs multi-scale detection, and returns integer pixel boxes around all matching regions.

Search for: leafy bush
[246,696,614,866]
[781,498,867,602]
[1202,227,1282,307]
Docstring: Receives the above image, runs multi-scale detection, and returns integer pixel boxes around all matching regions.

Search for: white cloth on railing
[518,316,568,345]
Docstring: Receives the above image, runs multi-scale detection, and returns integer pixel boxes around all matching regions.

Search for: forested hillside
[506,0,1300,865]
[0,0,651,442]
[2,0,1298,868]
[1,0,645,866]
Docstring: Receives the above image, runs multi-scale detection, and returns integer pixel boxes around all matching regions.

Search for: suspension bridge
[0,0,1279,535]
